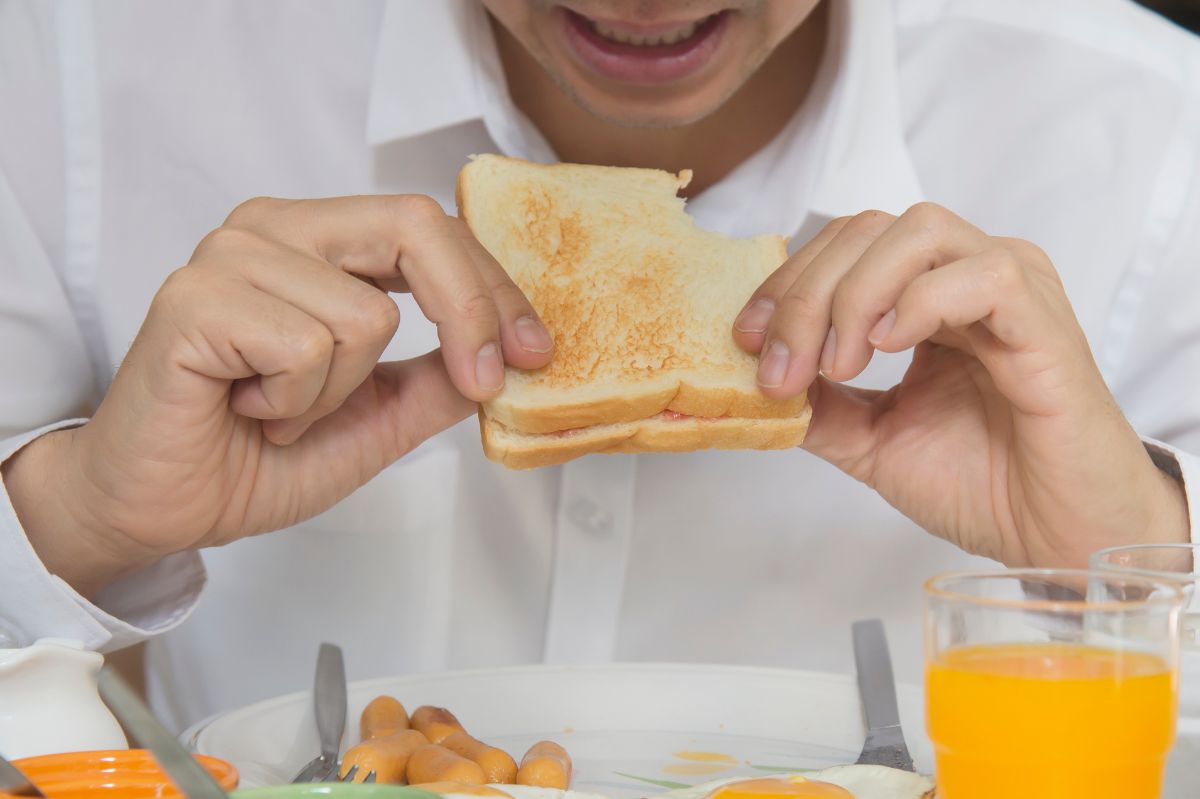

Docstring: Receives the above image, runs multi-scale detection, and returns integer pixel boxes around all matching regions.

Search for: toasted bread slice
[458,154,807,437]
[480,409,812,470]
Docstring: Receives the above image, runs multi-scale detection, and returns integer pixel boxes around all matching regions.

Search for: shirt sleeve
[1111,81,1200,549]
[1143,440,1200,547]
[0,4,206,652]
[0,423,207,652]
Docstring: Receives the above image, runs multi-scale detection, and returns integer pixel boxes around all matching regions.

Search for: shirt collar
[807,0,924,217]
[366,0,488,145]
[366,0,923,215]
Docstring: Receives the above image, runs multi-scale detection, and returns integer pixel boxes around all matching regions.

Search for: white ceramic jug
[0,638,128,759]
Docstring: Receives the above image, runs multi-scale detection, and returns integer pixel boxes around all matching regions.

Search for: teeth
[591,16,705,47]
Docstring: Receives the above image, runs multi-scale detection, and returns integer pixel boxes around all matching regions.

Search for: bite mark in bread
[458,154,810,468]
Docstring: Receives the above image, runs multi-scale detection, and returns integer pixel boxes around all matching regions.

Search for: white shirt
[2,0,1199,731]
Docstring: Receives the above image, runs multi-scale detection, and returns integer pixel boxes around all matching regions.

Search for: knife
[97,667,229,799]
[852,618,916,772]
[0,752,45,798]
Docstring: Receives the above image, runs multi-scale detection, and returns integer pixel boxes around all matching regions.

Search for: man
[0,0,1197,729]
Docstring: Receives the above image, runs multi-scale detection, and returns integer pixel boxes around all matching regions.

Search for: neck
[493,4,829,197]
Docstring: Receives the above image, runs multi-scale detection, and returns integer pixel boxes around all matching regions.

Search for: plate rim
[186,661,923,750]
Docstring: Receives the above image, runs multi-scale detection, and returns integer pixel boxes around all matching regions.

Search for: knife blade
[852,618,916,772]
[0,753,45,798]
[97,667,228,799]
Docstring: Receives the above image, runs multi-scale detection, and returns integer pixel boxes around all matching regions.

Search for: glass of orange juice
[925,569,1186,799]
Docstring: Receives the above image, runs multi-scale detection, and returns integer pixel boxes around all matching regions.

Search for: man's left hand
[733,203,1189,568]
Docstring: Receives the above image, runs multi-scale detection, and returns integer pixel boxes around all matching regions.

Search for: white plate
[188,663,933,797]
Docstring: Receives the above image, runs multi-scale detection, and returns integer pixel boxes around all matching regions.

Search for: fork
[291,643,347,782]
[0,752,45,798]
[338,765,376,784]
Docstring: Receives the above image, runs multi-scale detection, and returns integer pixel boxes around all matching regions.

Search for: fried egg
[649,766,934,799]
[434,785,608,799]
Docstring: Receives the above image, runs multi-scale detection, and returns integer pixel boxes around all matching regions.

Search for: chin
[559,81,740,128]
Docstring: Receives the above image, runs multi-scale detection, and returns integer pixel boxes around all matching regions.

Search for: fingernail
[757,339,790,388]
[475,342,505,392]
[735,298,776,334]
[868,309,896,346]
[819,328,838,374]
[514,316,553,353]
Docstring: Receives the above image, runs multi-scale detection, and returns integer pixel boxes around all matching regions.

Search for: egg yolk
[709,777,854,799]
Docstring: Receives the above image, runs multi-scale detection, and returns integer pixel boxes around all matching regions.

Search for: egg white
[650,766,934,799]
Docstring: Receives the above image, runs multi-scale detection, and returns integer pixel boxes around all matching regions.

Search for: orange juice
[927,643,1175,799]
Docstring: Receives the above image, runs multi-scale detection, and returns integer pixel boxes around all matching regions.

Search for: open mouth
[560,7,730,85]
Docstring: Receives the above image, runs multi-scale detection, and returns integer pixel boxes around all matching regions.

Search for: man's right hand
[2,195,554,597]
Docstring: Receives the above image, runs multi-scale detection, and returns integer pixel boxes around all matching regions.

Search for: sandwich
[456,154,811,469]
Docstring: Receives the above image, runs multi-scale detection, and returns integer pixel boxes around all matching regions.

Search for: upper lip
[560,4,728,35]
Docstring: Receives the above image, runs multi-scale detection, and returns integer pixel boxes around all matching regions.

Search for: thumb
[372,350,477,459]
[799,376,886,482]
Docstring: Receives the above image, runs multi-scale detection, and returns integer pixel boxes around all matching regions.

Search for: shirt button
[565,497,614,536]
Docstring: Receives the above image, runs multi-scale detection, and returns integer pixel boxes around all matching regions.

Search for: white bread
[480,409,812,470]
[457,154,810,468]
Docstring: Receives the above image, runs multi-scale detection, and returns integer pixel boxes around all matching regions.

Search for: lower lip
[560,8,729,86]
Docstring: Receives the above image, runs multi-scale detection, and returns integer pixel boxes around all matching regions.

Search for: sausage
[406,744,487,785]
[440,731,518,784]
[410,706,466,744]
[338,729,428,783]
[408,783,512,797]
[361,696,410,741]
[515,740,572,789]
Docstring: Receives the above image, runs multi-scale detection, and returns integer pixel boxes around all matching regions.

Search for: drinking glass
[1091,544,1199,733]
[925,569,1185,799]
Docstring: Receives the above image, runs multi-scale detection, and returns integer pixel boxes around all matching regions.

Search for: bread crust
[460,154,811,467]
[485,382,809,435]
[480,409,811,470]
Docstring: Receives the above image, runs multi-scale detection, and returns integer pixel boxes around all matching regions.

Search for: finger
[371,351,478,459]
[154,268,334,424]
[796,376,886,479]
[873,247,1057,353]
[203,238,404,444]
[454,222,555,370]
[870,246,1084,415]
[825,202,988,382]
[255,351,476,507]
[756,210,895,399]
[223,195,508,401]
[732,215,851,353]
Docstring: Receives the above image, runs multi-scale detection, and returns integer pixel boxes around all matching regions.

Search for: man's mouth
[588,14,719,47]
[559,8,730,85]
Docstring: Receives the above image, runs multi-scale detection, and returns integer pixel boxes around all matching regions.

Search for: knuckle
[905,201,951,233]
[845,209,893,234]
[346,290,401,341]
[289,325,335,366]
[830,281,870,323]
[191,225,263,261]
[777,284,826,323]
[152,268,199,317]
[823,216,854,236]
[224,196,289,229]
[394,194,447,225]
[456,288,498,325]
[983,248,1027,293]
[1000,237,1056,274]
[490,280,533,311]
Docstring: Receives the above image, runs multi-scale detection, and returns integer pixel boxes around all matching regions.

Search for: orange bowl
[8,749,239,799]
